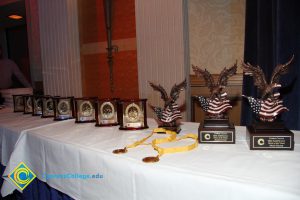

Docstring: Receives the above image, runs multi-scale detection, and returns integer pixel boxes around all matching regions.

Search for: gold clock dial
[57,100,70,115]
[80,101,93,117]
[100,102,114,119]
[125,103,141,122]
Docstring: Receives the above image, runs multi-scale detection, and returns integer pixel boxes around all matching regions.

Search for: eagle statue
[192,63,237,119]
[149,79,186,127]
[242,55,294,122]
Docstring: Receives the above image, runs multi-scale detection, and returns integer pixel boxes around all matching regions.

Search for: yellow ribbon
[113,128,198,163]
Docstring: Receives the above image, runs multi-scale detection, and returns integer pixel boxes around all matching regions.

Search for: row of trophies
[12,56,295,150]
[12,95,149,130]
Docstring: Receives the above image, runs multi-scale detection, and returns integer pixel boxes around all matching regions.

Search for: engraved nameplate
[253,136,292,149]
[199,131,234,143]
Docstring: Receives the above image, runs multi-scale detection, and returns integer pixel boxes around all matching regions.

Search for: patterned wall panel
[189,0,245,74]
[135,0,187,119]
[38,0,82,97]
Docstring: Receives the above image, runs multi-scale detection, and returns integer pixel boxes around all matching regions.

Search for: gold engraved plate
[100,102,114,119]
[80,101,93,117]
[15,96,24,111]
[34,98,42,114]
[142,156,160,163]
[125,103,142,128]
[45,99,54,114]
[24,96,33,113]
[57,100,70,115]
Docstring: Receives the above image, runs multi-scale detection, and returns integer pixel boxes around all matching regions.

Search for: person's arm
[9,60,31,87]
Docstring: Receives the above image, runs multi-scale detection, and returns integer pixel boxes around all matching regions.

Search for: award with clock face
[242,55,294,150]
[118,99,148,130]
[32,95,43,116]
[41,95,55,118]
[74,97,97,123]
[95,98,119,126]
[13,94,25,112]
[192,63,237,144]
[23,95,33,114]
[53,97,74,120]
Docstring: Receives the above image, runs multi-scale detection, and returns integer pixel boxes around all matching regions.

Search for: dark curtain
[241,0,300,130]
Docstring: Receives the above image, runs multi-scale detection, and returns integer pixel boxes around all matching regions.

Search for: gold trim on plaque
[57,100,70,115]
[100,101,115,119]
[125,103,141,123]
[80,101,93,117]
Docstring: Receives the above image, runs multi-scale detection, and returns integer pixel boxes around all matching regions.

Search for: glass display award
[32,95,43,116]
[74,97,97,123]
[95,98,119,126]
[53,96,74,120]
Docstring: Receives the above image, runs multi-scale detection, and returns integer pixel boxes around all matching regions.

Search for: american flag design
[197,93,232,115]
[243,94,288,122]
[152,102,182,123]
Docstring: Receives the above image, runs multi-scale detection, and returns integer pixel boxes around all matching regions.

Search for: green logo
[8,162,36,190]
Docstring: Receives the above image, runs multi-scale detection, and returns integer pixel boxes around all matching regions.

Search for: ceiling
[0,0,26,29]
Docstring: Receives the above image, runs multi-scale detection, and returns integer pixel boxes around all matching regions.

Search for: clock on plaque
[32,95,43,116]
[23,95,33,114]
[149,79,186,133]
[95,98,119,126]
[13,94,25,112]
[41,95,56,118]
[192,63,237,144]
[74,97,97,123]
[118,99,148,130]
[53,96,74,120]
[242,55,294,150]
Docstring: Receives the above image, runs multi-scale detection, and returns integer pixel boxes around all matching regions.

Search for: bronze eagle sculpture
[149,79,186,127]
[242,55,294,100]
[192,62,237,100]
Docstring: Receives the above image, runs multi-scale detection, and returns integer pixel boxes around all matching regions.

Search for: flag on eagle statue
[197,92,232,116]
[243,93,288,122]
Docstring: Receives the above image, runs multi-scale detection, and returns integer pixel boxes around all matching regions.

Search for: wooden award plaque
[23,95,33,114]
[246,121,294,150]
[198,119,235,144]
[13,94,25,112]
[53,96,74,120]
[32,95,43,116]
[41,95,55,118]
[118,99,149,130]
[95,98,119,126]
[74,97,97,123]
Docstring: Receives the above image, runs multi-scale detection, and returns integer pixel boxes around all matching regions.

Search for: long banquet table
[0,109,300,200]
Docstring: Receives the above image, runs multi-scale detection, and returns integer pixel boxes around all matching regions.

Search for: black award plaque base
[246,121,294,150]
[198,119,235,144]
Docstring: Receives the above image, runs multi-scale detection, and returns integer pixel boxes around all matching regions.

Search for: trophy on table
[242,55,294,150]
[149,79,186,133]
[192,63,237,143]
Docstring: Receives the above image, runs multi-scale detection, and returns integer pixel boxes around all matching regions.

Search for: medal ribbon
[113,128,198,163]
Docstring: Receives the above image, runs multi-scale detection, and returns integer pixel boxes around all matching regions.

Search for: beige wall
[189,0,245,74]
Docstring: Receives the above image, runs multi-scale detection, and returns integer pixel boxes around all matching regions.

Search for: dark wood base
[157,125,181,134]
[54,117,74,121]
[41,115,54,118]
[75,120,96,123]
[119,126,149,130]
[246,122,294,150]
[198,119,235,144]
[95,122,118,127]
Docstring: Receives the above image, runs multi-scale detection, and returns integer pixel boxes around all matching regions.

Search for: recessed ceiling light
[8,15,23,20]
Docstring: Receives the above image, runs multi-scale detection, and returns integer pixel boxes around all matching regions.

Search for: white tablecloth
[0,108,59,165]
[1,115,300,200]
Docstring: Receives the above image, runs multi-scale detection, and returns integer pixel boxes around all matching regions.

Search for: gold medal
[142,156,160,163]
[112,148,127,154]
